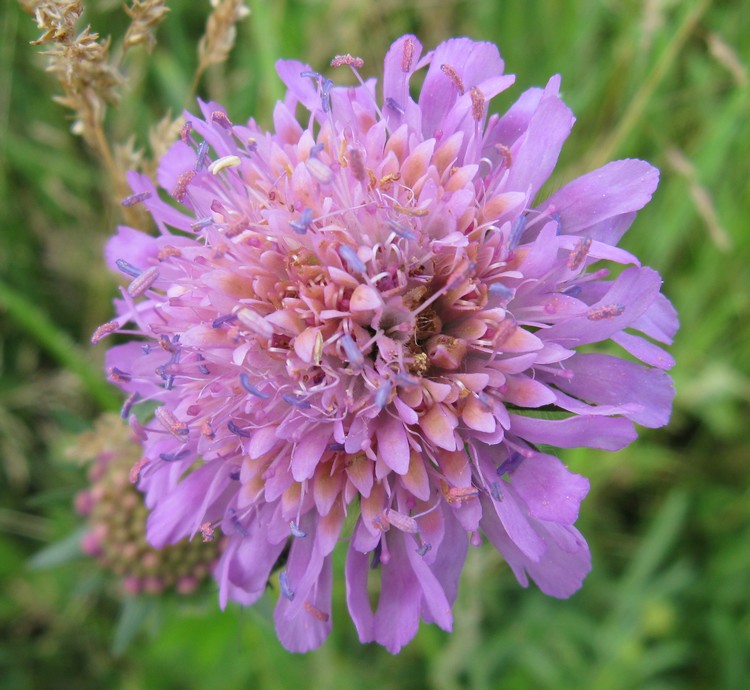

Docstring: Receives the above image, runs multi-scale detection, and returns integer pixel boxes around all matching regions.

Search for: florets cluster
[73,414,221,595]
[95,36,677,652]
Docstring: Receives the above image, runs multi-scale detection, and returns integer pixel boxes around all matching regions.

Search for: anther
[109,367,131,383]
[496,452,524,476]
[179,121,193,143]
[489,282,514,300]
[440,64,465,94]
[470,86,485,121]
[240,373,270,399]
[568,236,592,271]
[338,245,366,273]
[229,512,249,537]
[289,520,307,538]
[330,53,364,68]
[190,216,213,231]
[289,207,313,235]
[445,486,479,503]
[306,156,333,185]
[159,449,190,462]
[349,147,366,181]
[172,169,195,202]
[212,313,237,328]
[495,144,512,168]
[384,508,419,534]
[210,111,233,129]
[416,542,432,556]
[303,600,329,622]
[194,141,209,172]
[402,38,415,72]
[121,392,139,419]
[121,191,151,207]
[199,522,215,542]
[385,97,405,114]
[236,308,274,338]
[93,318,121,343]
[208,155,241,175]
[282,394,312,409]
[340,334,364,367]
[201,421,215,439]
[321,79,334,113]
[129,457,148,484]
[158,245,182,260]
[227,420,253,438]
[116,258,141,278]
[489,482,502,501]
[509,215,527,248]
[386,219,416,240]
[280,571,295,600]
[154,407,188,438]
[587,304,625,321]
[374,380,392,409]
[127,266,160,297]
[159,334,179,353]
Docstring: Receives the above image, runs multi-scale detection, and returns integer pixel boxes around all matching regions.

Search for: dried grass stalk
[123,0,170,54]
[147,110,186,176]
[196,0,249,79]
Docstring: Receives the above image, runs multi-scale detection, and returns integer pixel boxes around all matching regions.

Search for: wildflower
[96,35,677,652]
[72,414,221,595]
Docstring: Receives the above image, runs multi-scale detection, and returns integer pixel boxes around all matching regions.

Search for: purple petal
[419,38,504,139]
[147,460,227,547]
[505,75,575,200]
[373,534,422,653]
[471,443,546,560]
[481,498,591,598]
[345,539,375,643]
[543,159,659,234]
[376,414,410,474]
[421,506,467,615]
[105,227,158,273]
[404,533,453,631]
[612,331,675,370]
[628,292,679,344]
[510,453,589,524]
[292,428,331,481]
[553,353,676,427]
[275,554,333,653]
[217,515,287,608]
[509,414,637,451]
[275,59,321,114]
[541,266,663,346]
[156,140,197,195]
[382,35,423,130]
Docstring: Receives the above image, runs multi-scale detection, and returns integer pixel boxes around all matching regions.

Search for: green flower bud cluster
[72,414,221,595]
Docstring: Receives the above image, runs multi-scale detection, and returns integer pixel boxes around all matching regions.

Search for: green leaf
[113,596,157,656]
[27,526,86,570]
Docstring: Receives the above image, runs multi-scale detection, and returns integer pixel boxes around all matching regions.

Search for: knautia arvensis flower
[73,414,221,595]
[94,35,677,652]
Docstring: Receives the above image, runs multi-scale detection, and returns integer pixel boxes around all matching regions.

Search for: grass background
[1,0,748,688]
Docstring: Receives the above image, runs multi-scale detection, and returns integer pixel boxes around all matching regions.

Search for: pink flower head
[96,35,677,653]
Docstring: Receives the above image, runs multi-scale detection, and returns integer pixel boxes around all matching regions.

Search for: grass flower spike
[97,35,677,653]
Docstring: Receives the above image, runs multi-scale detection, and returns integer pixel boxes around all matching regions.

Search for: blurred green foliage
[1,0,749,688]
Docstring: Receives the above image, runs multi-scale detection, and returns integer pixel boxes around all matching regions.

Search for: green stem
[0,280,120,411]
